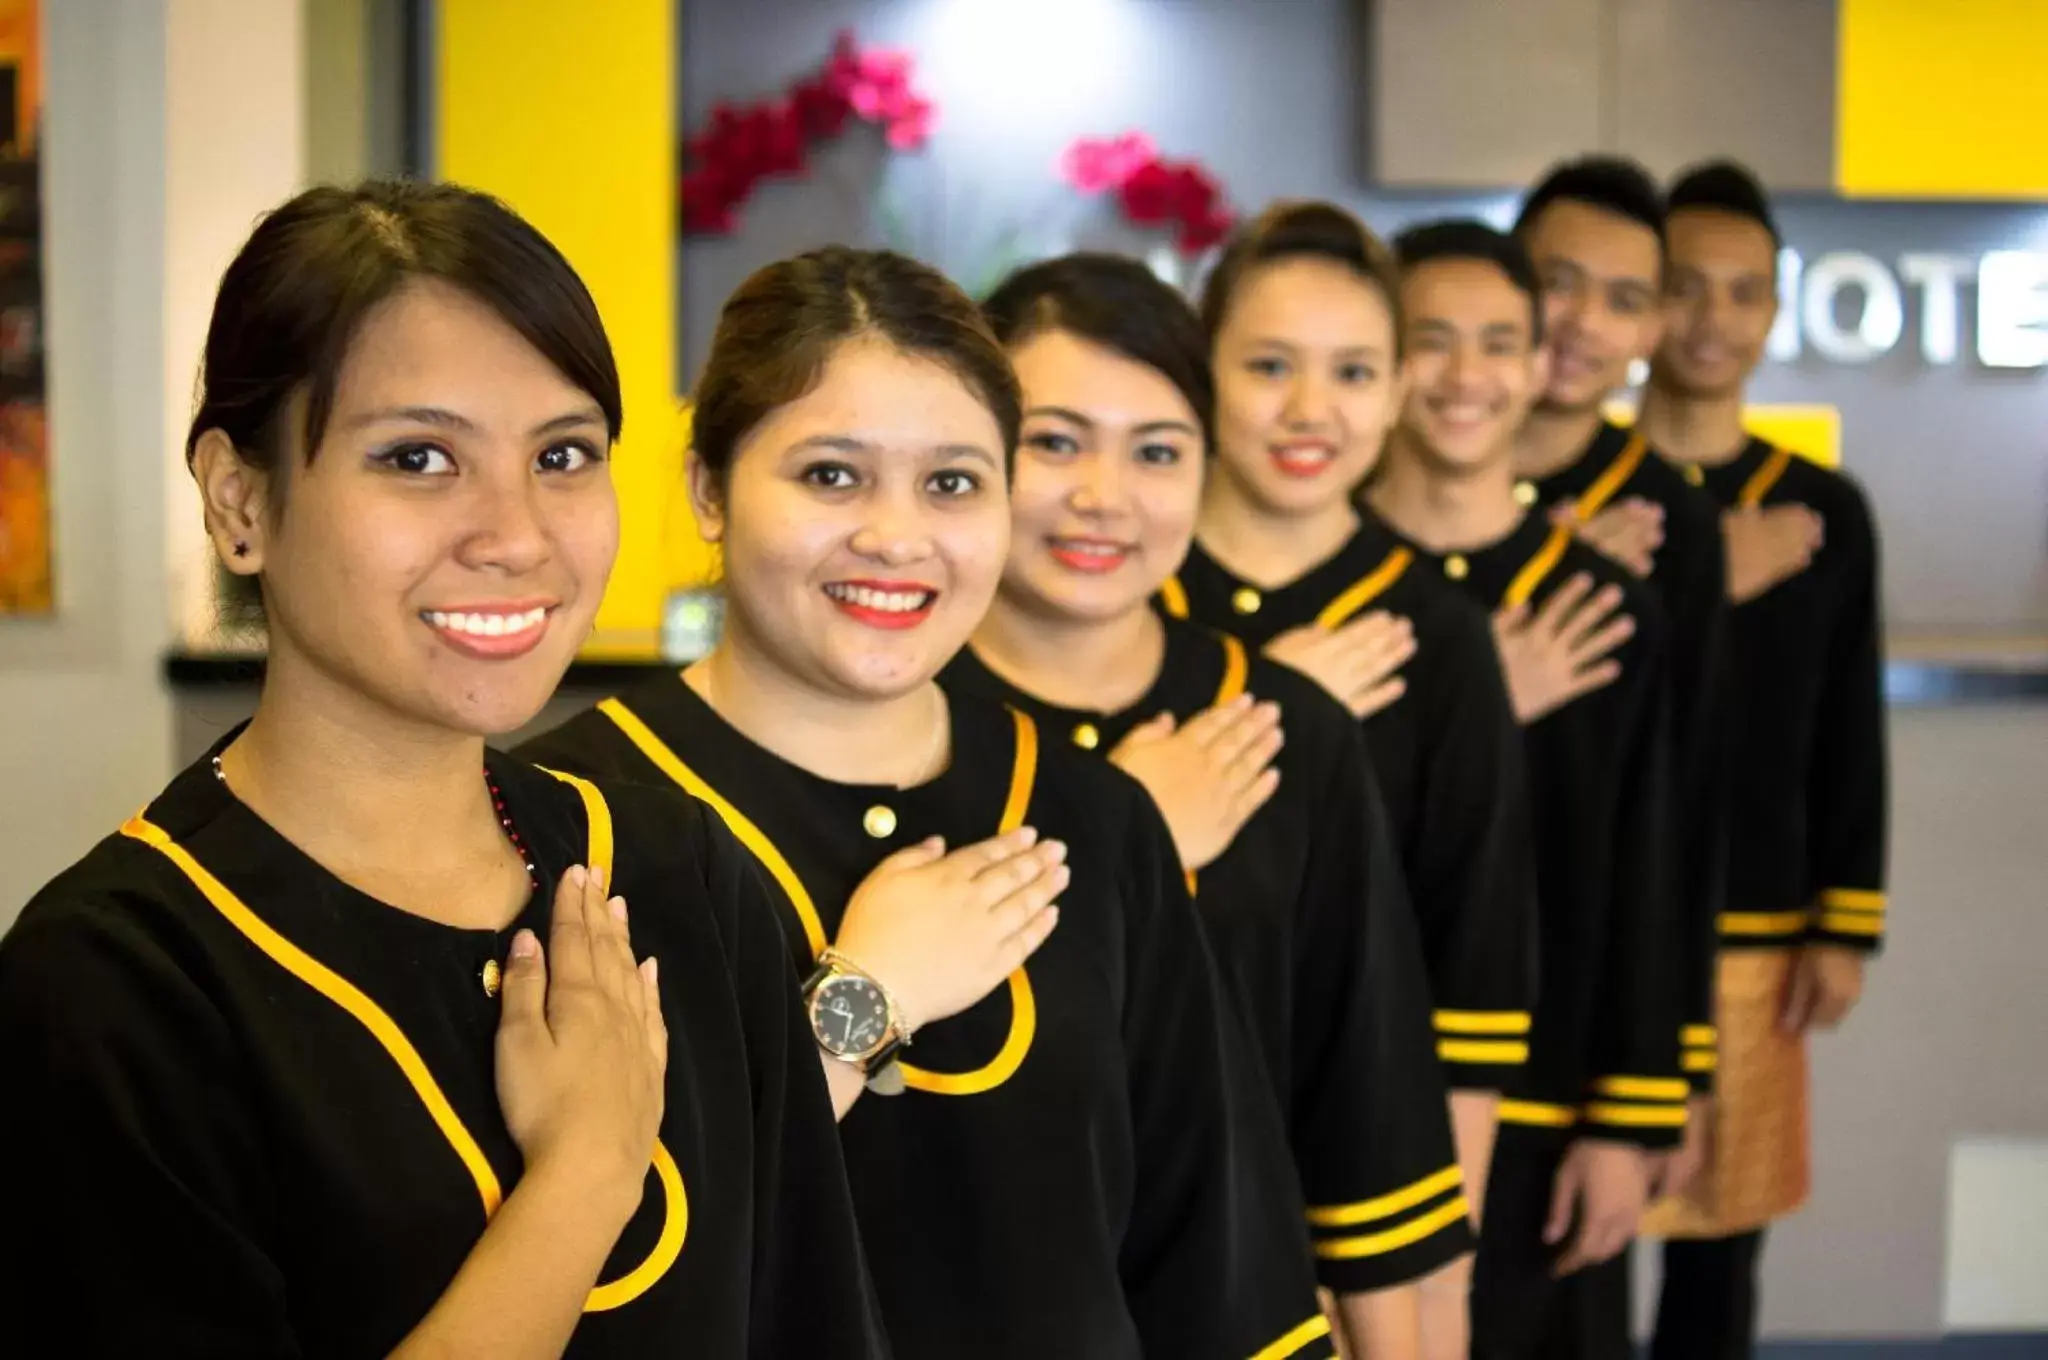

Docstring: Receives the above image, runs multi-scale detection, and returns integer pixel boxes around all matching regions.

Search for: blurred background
[1,1,2044,1349]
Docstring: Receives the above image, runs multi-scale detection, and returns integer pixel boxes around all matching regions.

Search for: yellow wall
[1837,0,2048,199]
[437,1,710,656]
[1744,403,1840,469]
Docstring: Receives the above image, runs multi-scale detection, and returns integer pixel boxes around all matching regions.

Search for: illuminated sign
[1769,249,2048,368]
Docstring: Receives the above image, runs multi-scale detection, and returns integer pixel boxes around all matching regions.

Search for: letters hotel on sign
[1771,248,2048,368]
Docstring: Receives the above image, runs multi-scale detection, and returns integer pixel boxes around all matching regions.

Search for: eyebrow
[346,405,608,437]
[789,432,1003,469]
[1027,405,1199,438]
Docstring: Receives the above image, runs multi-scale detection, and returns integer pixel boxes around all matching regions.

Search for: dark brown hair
[981,252,1215,453]
[691,247,1021,481]
[1198,199,1403,352]
[188,179,621,616]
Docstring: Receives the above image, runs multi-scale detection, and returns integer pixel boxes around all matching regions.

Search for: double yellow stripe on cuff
[1816,888,1886,937]
[1583,1073,1689,1129]
[1501,1079,1691,1131]
[1681,1024,1718,1073]
[1306,1164,1469,1260]
[1434,1009,1531,1067]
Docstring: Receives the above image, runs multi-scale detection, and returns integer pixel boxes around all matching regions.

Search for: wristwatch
[801,948,912,1095]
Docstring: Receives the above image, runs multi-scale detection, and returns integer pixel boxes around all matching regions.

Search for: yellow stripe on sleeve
[1250,1314,1334,1360]
[1313,1197,1473,1260]
[1583,1101,1690,1129]
[1590,1075,1689,1103]
[1435,1009,1533,1035]
[1438,1039,1530,1066]
[1307,1164,1464,1228]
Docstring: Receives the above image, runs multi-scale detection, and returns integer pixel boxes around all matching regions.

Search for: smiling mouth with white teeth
[420,604,556,660]
[424,607,549,637]
[822,583,935,612]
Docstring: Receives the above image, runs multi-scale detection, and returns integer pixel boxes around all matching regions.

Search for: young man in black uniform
[1633,160,1888,1360]
[1514,159,1731,1159]
[1370,220,1686,1360]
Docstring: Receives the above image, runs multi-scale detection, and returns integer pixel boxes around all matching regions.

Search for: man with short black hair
[1512,156,1730,1200]
[1634,158,1889,1360]
[1370,220,1686,1360]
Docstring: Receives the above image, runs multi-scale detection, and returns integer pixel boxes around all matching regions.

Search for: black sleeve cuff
[1306,1165,1476,1293]
[1807,888,1886,955]
[1434,1009,1531,1092]
[1577,1075,1690,1150]
[1681,1024,1717,1096]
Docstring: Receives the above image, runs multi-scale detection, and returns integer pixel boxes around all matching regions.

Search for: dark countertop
[163,650,2048,706]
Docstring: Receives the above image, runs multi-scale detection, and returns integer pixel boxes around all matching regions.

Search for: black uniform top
[1163,519,1539,1093]
[942,619,1474,1293]
[521,677,1336,1360]
[1388,511,1688,1148]
[1673,440,1890,957]
[0,740,888,1359]
[1531,419,1731,1094]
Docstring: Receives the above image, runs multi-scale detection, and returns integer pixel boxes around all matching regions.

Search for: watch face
[811,974,890,1058]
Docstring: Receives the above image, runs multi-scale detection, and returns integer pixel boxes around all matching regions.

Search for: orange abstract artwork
[0,0,46,615]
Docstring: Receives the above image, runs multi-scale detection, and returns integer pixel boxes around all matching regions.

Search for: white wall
[0,0,305,926]
[0,4,172,923]
[164,0,305,648]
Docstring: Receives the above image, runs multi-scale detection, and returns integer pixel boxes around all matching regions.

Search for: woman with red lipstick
[0,182,888,1358]
[521,246,1336,1360]
[942,251,1473,1360]
[1157,201,1541,1360]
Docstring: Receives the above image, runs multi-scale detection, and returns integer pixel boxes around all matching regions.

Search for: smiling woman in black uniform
[941,253,1473,1358]
[0,183,886,1359]
[1160,199,1539,1218]
[521,246,1334,1360]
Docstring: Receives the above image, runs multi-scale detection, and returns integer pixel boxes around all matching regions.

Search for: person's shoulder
[1241,649,1365,753]
[0,834,220,1028]
[1011,704,1158,844]
[1779,455,1877,537]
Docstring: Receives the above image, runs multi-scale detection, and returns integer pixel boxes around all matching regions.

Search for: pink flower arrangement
[681,30,937,237]
[1060,131,1237,255]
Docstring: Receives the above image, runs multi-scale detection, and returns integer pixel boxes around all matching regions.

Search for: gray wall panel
[1370,0,1606,188]
[1612,0,1839,190]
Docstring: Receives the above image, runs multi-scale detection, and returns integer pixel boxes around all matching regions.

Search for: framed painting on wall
[0,0,45,616]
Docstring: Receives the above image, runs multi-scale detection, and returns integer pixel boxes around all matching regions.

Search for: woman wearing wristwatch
[521,246,1335,1360]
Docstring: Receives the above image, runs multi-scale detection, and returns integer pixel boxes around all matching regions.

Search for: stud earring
[232,541,249,558]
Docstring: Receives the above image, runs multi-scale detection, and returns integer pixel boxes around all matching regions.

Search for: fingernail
[1053,865,1071,886]
[567,865,587,888]
[510,929,539,959]
[642,956,659,984]
[1016,826,1039,847]
[1045,840,1068,863]
[609,896,627,922]
[591,866,607,893]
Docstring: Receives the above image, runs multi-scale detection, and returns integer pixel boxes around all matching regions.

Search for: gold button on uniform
[1513,480,1538,507]
[1444,554,1470,581]
[863,805,898,838]
[1682,463,1704,486]
[1072,723,1100,750]
[1231,587,1262,615]
[480,959,502,999]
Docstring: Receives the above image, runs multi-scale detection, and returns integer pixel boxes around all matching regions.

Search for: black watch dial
[811,973,891,1059]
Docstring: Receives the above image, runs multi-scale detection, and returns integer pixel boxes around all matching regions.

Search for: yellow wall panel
[1838,0,2048,199]
[437,0,709,653]
[1744,403,1840,469]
